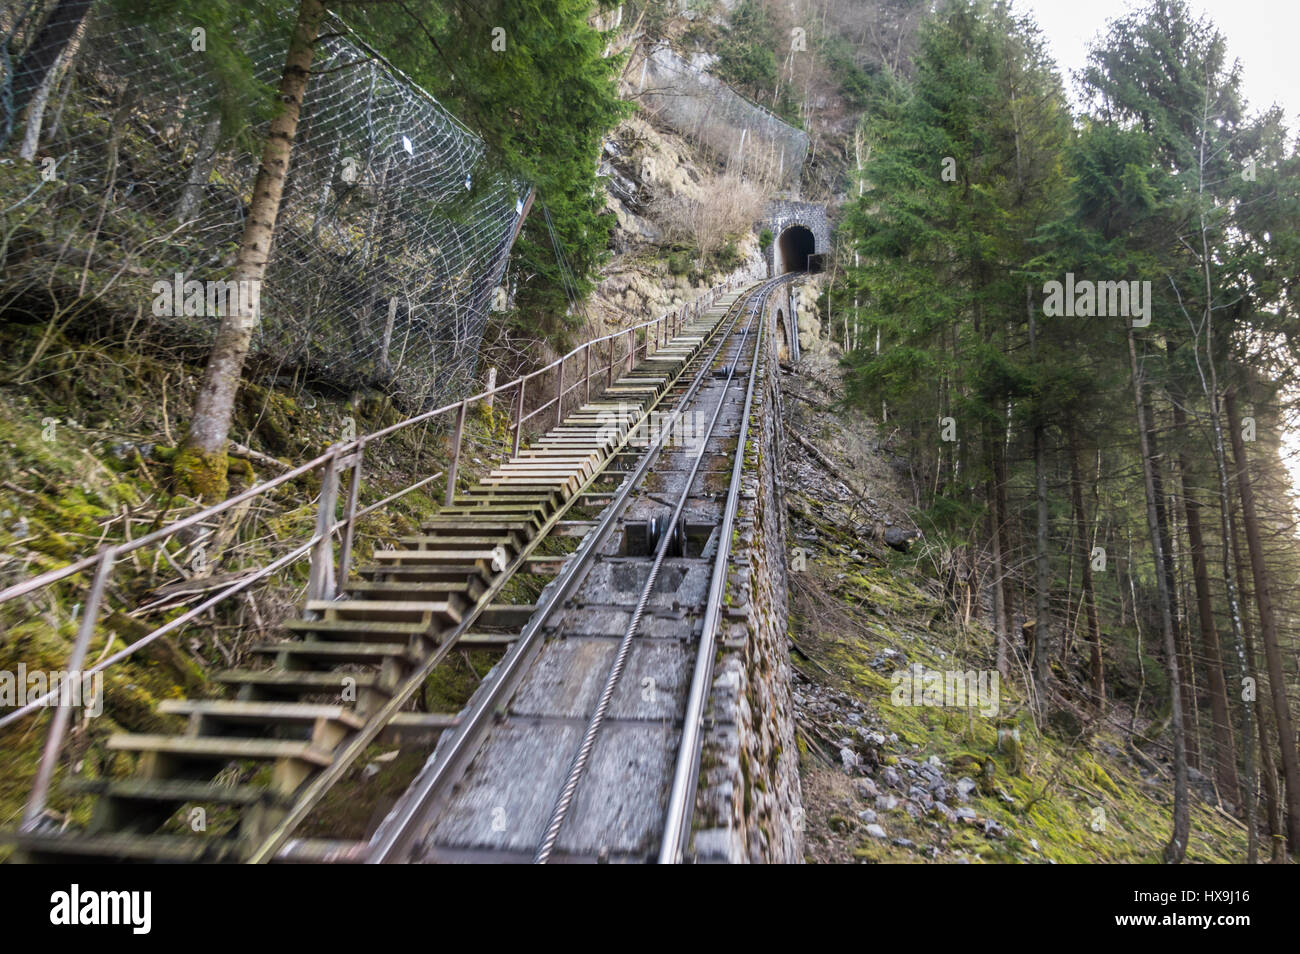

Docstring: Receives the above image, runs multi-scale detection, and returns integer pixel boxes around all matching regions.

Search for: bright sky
[1015,0,1300,131]
[1015,1,1300,500]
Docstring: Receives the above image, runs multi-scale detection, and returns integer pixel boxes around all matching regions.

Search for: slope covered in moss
[782,352,1247,864]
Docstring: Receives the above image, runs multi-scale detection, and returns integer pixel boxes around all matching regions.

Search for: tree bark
[4,0,95,142]
[1068,427,1104,710]
[1225,387,1300,853]
[17,10,87,160]
[174,0,327,500]
[1128,330,1190,863]
[1169,383,1239,806]
[1229,487,1277,862]
[1147,409,1200,770]
[173,115,223,223]
[1028,287,1051,697]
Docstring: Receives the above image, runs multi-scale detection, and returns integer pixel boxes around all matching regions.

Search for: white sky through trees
[1019,0,1299,129]
[1018,0,1300,504]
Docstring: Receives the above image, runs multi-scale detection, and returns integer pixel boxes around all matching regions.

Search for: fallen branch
[787,428,869,501]
[228,441,290,473]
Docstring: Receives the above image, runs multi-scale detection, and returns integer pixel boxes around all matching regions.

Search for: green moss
[171,442,229,501]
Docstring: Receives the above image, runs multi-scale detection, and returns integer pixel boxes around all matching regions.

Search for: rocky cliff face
[591,113,768,330]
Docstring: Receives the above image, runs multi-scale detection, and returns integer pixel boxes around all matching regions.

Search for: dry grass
[652,171,766,256]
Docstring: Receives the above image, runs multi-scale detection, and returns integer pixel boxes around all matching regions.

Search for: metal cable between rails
[533,278,775,864]
[364,282,755,863]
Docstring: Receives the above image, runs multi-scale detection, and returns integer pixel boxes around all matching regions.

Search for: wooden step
[283,618,430,642]
[379,712,461,745]
[522,554,569,574]
[478,603,537,628]
[451,631,522,649]
[357,563,490,585]
[306,599,461,625]
[157,699,366,731]
[461,483,573,498]
[395,533,521,549]
[107,734,334,767]
[342,579,483,601]
[418,516,541,533]
[65,776,289,807]
[454,491,560,506]
[10,831,243,863]
[249,640,417,666]
[370,548,506,568]
[213,668,387,695]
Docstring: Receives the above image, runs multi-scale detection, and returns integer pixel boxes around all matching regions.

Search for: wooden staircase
[12,294,745,863]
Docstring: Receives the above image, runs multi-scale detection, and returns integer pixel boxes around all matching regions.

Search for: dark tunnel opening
[777,225,819,274]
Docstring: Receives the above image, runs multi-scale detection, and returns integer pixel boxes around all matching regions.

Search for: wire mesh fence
[629,40,809,189]
[1,4,528,410]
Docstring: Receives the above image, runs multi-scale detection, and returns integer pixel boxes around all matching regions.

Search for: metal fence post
[22,545,116,829]
[513,381,525,456]
[555,358,565,429]
[584,344,591,404]
[336,440,365,590]
[307,448,342,605]
[445,399,468,507]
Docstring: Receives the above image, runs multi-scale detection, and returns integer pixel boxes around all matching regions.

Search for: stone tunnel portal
[777,225,822,274]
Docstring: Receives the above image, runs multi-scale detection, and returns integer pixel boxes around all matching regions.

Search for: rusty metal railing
[0,276,740,827]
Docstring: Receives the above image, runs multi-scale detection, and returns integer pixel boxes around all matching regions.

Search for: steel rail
[658,276,787,863]
[365,283,762,863]
[245,293,735,863]
[533,279,774,863]
[2,278,735,825]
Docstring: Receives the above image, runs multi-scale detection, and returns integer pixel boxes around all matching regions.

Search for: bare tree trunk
[1225,387,1300,853]
[993,447,1015,663]
[4,0,95,142]
[1229,489,1275,862]
[1147,410,1199,771]
[17,11,87,160]
[1128,330,1190,863]
[174,0,327,500]
[1028,286,1051,698]
[173,115,223,223]
[1169,384,1239,806]
[1069,427,1104,710]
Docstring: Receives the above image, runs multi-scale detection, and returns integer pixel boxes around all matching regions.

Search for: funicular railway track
[366,274,793,864]
[9,277,782,864]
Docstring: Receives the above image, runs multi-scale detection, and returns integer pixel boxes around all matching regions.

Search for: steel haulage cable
[533,283,766,864]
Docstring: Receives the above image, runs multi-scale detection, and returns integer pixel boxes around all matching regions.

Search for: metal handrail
[0,274,740,826]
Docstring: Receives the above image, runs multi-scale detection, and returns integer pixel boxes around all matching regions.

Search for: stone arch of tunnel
[776,224,823,274]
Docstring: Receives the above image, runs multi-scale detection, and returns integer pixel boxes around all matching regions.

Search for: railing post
[608,338,615,388]
[22,545,116,829]
[555,358,565,429]
[513,381,525,456]
[307,447,342,605]
[627,328,634,373]
[584,343,591,404]
[445,399,468,507]
[336,439,365,590]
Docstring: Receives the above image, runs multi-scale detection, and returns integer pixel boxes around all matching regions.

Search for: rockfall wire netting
[0,5,528,410]
[628,41,809,189]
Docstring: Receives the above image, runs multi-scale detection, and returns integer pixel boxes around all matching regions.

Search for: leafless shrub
[652,172,765,256]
